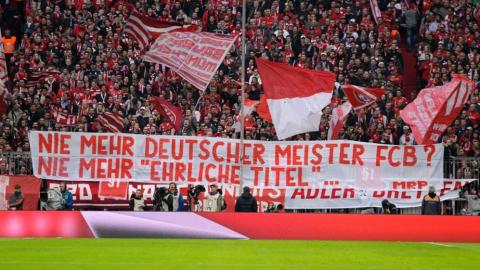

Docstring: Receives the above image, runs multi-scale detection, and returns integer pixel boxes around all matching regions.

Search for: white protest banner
[29,131,453,208]
[143,32,237,91]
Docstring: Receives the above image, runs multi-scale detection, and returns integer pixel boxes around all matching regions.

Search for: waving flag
[25,68,61,88]
[343,85,385,110]
[97,112,125,133]
[232,98,262,131]
[124,11,197,50]
[370,0,382,24]
[328,102,353,140]
[143,32,237,91]
[256,58,336,140]
[243,99,260,117]
[50,108,80,126]
[150,97,183,131]
[400,74,474,144]
[256,95,272,122]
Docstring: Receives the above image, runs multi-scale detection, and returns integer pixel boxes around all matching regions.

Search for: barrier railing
[446,157,480,184]
[0,152,479,214]
[0,152,32,175]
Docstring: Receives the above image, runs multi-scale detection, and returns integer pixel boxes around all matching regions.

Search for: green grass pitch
[1,239,480,270]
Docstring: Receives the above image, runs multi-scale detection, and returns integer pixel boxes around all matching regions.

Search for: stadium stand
[0,0,479,191]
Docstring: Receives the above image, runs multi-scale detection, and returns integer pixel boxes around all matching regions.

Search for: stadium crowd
[0,0,480,178]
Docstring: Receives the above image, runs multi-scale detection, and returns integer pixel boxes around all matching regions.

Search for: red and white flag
[150,96,183,131]
[343,84,385,110]
[243,98,260,117]
[256,95,272,122]
[51,108,80,126]
[256,58,336,140]
[400,74,474,144]
[233,98,261,130]
[25,68,61,88]
[0,29,11,114]
[124,11,198,50]
[97,112,125,133]
[370,0,382,24]
[328,102,353,140]
[143,32,237,91]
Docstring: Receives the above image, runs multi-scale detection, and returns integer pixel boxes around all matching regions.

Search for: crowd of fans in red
[0,0,480,176]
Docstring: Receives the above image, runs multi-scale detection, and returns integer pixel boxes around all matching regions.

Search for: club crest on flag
[343,85,385,110]
[354,92,371,103]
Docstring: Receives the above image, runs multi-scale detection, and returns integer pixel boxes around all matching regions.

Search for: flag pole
[239,0,247,190]
[194,92,203,111]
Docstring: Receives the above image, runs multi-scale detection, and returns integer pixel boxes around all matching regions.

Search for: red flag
[25,69,61,88]
[343,85,385,110]
[97,112,125,133]
[51,108,79,126]
[256,95,272,122]
[233,99,262,131]
[112,0,136,11]
[328,102,353,140]
[256,58,336,139]
[370,0,382,24]
[150,97,183,131]
[400,74,474,144]
[143,32,237,91]
[242,98,260,118]
[124,11,198,50]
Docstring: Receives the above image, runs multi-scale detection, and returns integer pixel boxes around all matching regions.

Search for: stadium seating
[0,0,479,178]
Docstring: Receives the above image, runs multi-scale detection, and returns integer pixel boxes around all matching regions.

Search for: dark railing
[0,152,32,175]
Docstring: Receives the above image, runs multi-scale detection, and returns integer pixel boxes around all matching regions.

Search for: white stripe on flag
[145,25,183,34]
[124,28,149,49]
[126,15,152,38]
[98,117,119,133]
[267,92,332,140]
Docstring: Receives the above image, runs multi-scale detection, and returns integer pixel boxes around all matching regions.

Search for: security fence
[446,157,480,185]
[0,152,32,175]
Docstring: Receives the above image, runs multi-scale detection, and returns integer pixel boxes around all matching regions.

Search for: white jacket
[204,192,223,212]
